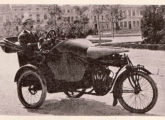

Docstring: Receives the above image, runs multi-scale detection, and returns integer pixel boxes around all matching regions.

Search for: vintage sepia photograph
[0,1,164,117]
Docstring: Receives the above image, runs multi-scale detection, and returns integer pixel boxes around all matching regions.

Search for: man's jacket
[18,30,39,57]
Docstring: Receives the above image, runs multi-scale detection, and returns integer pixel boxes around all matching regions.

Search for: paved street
[0,46,165,116]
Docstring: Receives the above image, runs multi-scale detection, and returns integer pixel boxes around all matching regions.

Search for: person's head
[22,19,34,31]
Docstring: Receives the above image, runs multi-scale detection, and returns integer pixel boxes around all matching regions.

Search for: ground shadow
[27,98,151,116]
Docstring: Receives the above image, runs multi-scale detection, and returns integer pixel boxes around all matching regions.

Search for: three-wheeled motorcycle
[0,30,158,113]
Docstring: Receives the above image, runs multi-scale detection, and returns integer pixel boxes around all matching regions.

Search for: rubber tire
[17,69,47,109]
[118,72,158,113]
[64,89,86,98]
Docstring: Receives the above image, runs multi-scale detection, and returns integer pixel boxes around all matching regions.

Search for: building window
[71,16,74,22]
[28,8,31,11]
[107,24,109,29]
[68,17,70,23]
[94,16,96,22]
[137,21,140,27]
[44,14,47,19]
[102,15,104,20]
[21,15,24,19]
[133,21,136,27]
[36,8,39,10]
[37,14,40,17]
[133,10,136,16]
[16,26,18,31]
[67,10,70,13]
[37,19,40,23]
[140,11,143,15]
[122,11,126,17]
[128,10,131,16]
[124,21,127,27]
[120,22,123,28]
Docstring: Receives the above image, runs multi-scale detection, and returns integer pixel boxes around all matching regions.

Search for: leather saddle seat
[87,46,129,59]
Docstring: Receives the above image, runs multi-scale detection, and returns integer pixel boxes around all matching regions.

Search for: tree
[141,5,165,44]
[73,6,89,33]
[111,5,125,30]
[91,5,125,38]
[47,5,62,29]
[3,20,12,37]
[105,5,125,32]
[92,5,107,42]
[74,6,88,17]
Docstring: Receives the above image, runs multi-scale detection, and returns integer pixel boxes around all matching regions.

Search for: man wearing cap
[18,18,39,61]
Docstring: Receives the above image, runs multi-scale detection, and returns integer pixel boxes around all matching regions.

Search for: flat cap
[22,18,34,25]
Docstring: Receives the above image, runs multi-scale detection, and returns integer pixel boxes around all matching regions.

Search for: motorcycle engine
[92,66,113,95]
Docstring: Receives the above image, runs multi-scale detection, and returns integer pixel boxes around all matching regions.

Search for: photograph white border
[0,0,165,119]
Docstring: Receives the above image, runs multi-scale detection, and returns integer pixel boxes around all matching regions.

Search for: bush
[157,44,165,50]
[141,6,165,44]
[159,36,165,44]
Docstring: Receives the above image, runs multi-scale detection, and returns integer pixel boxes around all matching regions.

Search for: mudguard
[112,65,152,106]
[14,64,46,86]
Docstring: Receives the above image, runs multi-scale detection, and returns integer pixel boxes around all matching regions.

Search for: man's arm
[18,33,39,48]
[18,34,29,49]
[34,32,39,42]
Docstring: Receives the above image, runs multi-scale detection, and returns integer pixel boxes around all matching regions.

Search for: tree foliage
[47,5,62,28]
[46,5,91,39]
[92,5,107,32]
[141,5,165,44]
[105,5,125,31]
[3,20,12,37]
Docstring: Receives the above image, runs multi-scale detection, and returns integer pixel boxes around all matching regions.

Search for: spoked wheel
[17,69,47,109]
[118,72,158,113]
[64,88,86,98]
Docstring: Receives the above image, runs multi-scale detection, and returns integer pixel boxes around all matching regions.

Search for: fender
[14,64,46,85]
[112,65,152,106]
[130,64,152,75]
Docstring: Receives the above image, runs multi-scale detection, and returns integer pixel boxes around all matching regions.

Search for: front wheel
[118,72,158,113]
[17,69,47,109]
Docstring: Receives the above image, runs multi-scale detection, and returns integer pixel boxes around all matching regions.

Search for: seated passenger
[18,18,39,59]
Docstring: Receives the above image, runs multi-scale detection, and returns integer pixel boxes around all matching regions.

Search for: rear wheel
[64,88,86,98]
[17,69,47,109]
[118,72,158,113]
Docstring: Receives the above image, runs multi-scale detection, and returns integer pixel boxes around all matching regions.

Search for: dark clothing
[18,30,39,58]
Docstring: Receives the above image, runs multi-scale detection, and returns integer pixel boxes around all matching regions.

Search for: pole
[112,22,114,38]
[97,15,101,45]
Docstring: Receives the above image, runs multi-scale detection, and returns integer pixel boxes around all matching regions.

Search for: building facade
[0,5,13,37]
[118,5,143,33]
[11,5,50,34]
[0,4,144,37]
[84,5,143,33]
